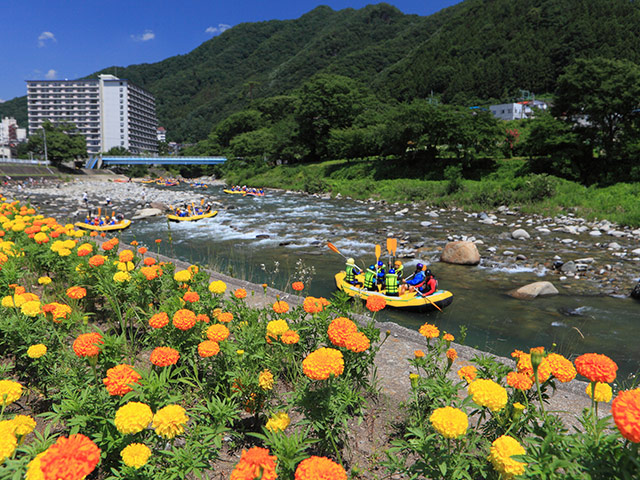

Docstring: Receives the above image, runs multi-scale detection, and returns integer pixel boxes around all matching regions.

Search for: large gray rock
[149,202,169,211]
[560,261,576,274]
[508,281,559,299]
[132,208,163,220]
[440,241,481,265]
[511,228,530,240]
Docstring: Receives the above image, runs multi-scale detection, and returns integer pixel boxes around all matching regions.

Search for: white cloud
[205,24,231,35]
[38,31,57,48]
[0,98,5,104]
[131,30,155,42]
[44,69,57,80]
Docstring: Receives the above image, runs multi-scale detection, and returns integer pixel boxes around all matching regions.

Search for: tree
[26,121,87,167]
[105,146,129,156]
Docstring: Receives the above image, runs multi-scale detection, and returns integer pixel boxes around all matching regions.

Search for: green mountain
[3,0,640,143]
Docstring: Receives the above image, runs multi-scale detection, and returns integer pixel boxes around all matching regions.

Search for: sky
[0,0,461,103]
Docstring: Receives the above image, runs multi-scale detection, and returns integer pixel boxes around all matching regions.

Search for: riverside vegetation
[0,199,639,479]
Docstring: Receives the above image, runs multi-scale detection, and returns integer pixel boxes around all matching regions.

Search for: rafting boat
[167,210,218,222]
[335,271,453,312]
[223,189,246,195]
[75,219,132,232]
[246,192,265,197]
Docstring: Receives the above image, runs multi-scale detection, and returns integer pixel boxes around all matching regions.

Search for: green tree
[214,110,264,149]
[25,121,87,167]
[105,146,129,156]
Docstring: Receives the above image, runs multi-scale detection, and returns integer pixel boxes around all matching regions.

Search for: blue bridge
[85,156,227,169]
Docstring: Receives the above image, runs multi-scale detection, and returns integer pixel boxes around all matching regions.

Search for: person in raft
[385,268,399,296]
[418,269,438,296]
[393,260,404,280]
[345,258,362,285]
[400,263,426,295]
[363,265,378,291]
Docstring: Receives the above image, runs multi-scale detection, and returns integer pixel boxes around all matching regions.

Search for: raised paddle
[327,242,348,259]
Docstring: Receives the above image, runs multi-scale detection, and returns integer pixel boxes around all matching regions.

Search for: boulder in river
[508,281,559,299]
[440,241,480,265]
[149,202,169,212]
[131,208,163,220]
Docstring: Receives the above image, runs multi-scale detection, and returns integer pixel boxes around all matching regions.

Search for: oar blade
[375,244,381,262]
[327,242,341,255]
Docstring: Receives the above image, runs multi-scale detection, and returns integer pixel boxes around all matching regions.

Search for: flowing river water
[104,184,640,380]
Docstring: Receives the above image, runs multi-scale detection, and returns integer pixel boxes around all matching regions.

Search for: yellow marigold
[231,447,277,480]
[259,370,274,390]
[487,435,527,478]
[172,309,196,331]
[302,347,344,381]
[430,406,468,439]
[446,348,458,362]
[1,295,16,308]
[234,288,247,299]
[265,412,290,433]
[545,353,577,383]
[517,354,552,383]
[208,280,227,294]
[114,402,153,434]
[150,347,180,367]
[152,405,189,439]
[66,286,87,300]
[295,456,347,480]
[328,317,358,348]
[468,379,508,412]
[612,388,640,443]
[419,322,440,339]
[117,261,135,272]
[72,332,104,358]
[272,300,289,314]
[149,312,169,329]
[103,364,142,396]
[206,324,230,342]
[12,414,37,436]
[120,443,151,469]
[218,312,233,323]
[0,421,17,463]
[38,276,52,285]
[25,451,46,480]
[197,340,220,358]
[113,271,131,283]
[21,300,42,317]
[39,433,101,480]
[344,331,371,353]
[266,319,289,337]
[27,344,47,359]
[586,382,613,403]
[366,295,386,312]
[34,232,49,244]
[457,365,478,383]
[507,371,534,390]
[281,330,300,344]
[119,250,134,262]
[173,269,192,283]
[58,248,72,257]
[575,353,618,384]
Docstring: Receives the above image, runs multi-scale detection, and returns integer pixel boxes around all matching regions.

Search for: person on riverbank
[345,258,362,285]
[364,265,377,291]
[400,263,426,295]
[418,270,438,296]
[385,268,399,296]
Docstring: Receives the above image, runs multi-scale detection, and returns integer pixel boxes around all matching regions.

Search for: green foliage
[24,121,87,166]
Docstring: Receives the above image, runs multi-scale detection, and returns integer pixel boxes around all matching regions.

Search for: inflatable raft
[75,220,132,232]
[223,189,246,195]
[167,210,218,222]
[335,271,453,312]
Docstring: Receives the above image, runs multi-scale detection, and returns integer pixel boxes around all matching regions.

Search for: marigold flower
[113,271,131,283]
[152,405,188,439]
[172,309,197,330]
[611,388,640,443]
[446,348,458,362]
[328,317,357,348]
[267,319,289,338]
[344,331,370,353]
[34,232,49,244]
[21,300,42,317]
[66,286,87,300]
[545,353,577,383]
[149,312,169,329]
[575,353,618,383]
[0,421,17,463]
[468,379,508,412]
[366,295,386,312]
[272,300,289,314]
[114,402,153,434]
[511,349,526,360]
[294,456,347,480]
[183,291,200,303]
[130,240,139,246]
[138,247,148,255]
[155,239,162,244]
[197,340,220,358]
[303,296,324,314]
[0,380,22,406]
[303,347,344,380]
[414,350,425,358]
[419,322,440,339]
[103,364,142,396]
[443,332,455,343]
[117,261,135,272]
[140,266,159,280]
[39,433,101,480]
[586,382,613,403]
[487,435,526,478]
[38,276,52,285]
[102,240,114,251]
[234,288,247,299]
[119,250,134,262]
[150,347,180,367]
[196,313,210,323]
[265,412,290,433]
[231,447,277,480]
[12,414,37,436]
[292,281,304,291]
[88,255,106,267]
[72,332,104,358]
[281,329,300,344]
[517,354,552,383]
[208,280,227,294]
[27,344,47,359]
[42,302,72,322]
[206,324,230,342]
[217,312,233,323]
[259,370,274,390]
[143,257,156,266]
[173,269,192,283]
[120,443,151,469]
[507,371,534,390]
[430,406,468,439]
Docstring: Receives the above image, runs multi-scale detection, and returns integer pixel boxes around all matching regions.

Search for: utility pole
[41,126,48,163]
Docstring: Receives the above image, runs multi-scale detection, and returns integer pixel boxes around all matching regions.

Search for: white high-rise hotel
[27,74,157,155]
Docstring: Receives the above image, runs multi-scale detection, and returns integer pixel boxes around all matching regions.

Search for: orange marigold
[230,447,277,480]
[72,332,103,358]
[39,433,101,480]
[138,247,148,255]
[517,354,552,383]
[457,365,478,383]
[196,313,210,323]
[446,348,458,362]
[149,312,169,329]
[611,388,640,443]
[366,295,386,312]
[198,340,220,358]
[292,281,304,291]
[415,350,425,358]
[303,296,324,314]
[328,317,358,348]
[419,322,440,339]
[281,329,300,344]
[103,364,142,396]
[295,455,347,480]
[272,300,289,314]
[183,291,200,303]
[343,331,370,353]
[206,324,230,342]
[150,347,180,367]
[546,353,577,383]
[218,312,233,323]
[302,347,344,380]
[42,302,72,323]
[511,349,526,360]
[88,255,105,267]
[143,257,156,266]
[66,286,87,300]
[443,333,455,343]
[234,288,247,299]
[507,371,534,390]
[575,353,618,383]
[119,250,134,262]
[172,309,197,330]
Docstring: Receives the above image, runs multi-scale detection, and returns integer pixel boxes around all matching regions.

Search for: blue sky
[0,0,461,103]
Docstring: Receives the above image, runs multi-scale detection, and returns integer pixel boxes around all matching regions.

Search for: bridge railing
[86,156,227,168]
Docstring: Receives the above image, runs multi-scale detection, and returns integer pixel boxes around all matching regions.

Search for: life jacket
[345,264,356,283]
[385,272,398,294]
[364,269,376,289]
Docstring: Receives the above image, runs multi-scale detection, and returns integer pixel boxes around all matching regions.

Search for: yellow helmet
[346,258,355,266]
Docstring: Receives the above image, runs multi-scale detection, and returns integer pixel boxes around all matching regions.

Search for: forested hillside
[2,0,640,142]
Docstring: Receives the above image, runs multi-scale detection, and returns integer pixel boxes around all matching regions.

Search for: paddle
[416,289,443,312]
[327,242,348,260]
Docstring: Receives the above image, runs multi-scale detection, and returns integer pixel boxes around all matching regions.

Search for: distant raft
[166,210,218,222]
[335,271,453,312]
[223,189,246,195]
[75,219,132,232]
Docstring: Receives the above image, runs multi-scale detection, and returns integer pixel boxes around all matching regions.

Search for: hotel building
[27,74,157,155]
